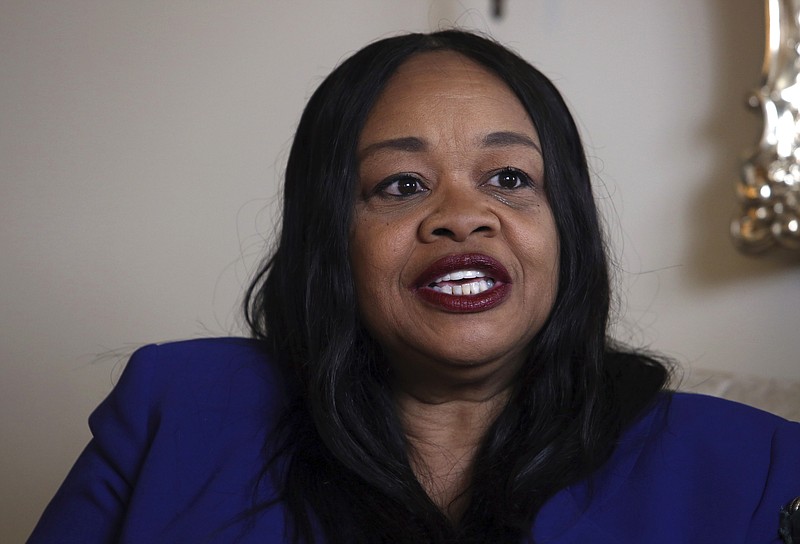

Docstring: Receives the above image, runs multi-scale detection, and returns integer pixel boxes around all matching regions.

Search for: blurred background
[3,1,799,541]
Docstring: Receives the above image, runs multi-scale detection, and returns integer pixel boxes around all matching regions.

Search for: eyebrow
[481,131,541,153]
[358,131,541,161]
[358,137,427,161]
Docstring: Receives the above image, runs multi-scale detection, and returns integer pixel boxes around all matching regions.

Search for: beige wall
[3,1,797,541]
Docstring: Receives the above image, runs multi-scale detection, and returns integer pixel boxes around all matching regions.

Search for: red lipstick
[412,253,511,313]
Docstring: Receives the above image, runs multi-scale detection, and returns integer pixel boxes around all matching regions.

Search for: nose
[418,183,500,243]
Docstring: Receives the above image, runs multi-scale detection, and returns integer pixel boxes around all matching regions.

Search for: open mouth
[413,253,511,313]
[428,269,496,296]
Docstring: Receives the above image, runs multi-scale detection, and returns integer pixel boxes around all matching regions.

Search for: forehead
[359,51,537,144]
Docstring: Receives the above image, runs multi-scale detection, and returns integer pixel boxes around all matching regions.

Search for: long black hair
[244,30,669,543]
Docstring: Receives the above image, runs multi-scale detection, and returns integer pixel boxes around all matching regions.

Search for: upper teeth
[429,269,496,296]
[432,269,486,283]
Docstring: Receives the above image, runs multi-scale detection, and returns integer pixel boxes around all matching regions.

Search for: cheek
[351,228,394,286]
[349,246,401,348]
[542,234,560,308]
[516,216,560,300]
[349,211,424,350]
[349,217,411,319]
[351,209,415,278]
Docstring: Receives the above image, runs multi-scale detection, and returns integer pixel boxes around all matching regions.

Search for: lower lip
[414,283,511,313]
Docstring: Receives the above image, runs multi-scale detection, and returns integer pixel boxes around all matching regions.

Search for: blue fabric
[28,338,800,543]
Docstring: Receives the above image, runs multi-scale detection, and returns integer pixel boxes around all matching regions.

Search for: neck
[395,383,511,522]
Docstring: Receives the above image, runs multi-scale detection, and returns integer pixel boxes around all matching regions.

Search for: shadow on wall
[688,0,800,287]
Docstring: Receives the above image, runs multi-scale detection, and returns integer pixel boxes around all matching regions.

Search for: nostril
[432,227,454,237]
[473,226,492,233]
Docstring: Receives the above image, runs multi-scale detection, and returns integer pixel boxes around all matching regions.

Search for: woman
[29,30,800,543]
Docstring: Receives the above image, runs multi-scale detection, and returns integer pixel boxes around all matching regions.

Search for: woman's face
[350,51,559,388]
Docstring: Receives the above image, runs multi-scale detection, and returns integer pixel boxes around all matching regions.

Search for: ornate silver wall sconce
[732,0,800,252]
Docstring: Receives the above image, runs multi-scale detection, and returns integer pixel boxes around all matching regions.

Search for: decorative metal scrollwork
[732,0,800,252]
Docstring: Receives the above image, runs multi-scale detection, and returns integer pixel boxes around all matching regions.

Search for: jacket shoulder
[644,392,798,488]
[116,337,284,411]
[620,392,800,542]
[666,390,794,428]
[29,338,289,543]
[537,392,800,543]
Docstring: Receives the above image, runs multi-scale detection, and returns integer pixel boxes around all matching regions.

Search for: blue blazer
[28,338,800,543]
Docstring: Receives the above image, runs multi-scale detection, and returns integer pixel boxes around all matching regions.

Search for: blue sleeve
[27,345,161,543]
[747,418,800,543]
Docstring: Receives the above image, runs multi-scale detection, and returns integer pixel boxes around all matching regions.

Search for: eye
[379,174,429,197]
[485,168,532,189]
